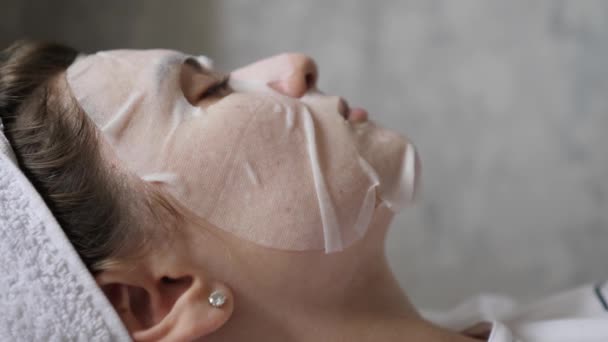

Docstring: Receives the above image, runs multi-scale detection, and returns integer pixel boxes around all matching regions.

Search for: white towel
[0,118,131,341]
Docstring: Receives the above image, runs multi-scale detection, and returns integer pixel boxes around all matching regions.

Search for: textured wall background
[2,0,607,309]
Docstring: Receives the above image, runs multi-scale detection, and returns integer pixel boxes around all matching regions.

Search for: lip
[348,107,368,122]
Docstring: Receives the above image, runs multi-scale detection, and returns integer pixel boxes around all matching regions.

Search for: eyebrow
[153,54,183,89]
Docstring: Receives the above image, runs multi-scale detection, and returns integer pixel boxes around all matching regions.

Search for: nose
[231,53,318,98]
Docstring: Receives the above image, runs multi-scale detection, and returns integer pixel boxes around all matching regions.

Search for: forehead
[72,49,211,72]
[69,49,187,89]
[66,49,212,127]
[68,49,214,94]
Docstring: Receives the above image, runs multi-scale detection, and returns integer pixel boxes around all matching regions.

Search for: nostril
[338,98,350,119]
[305,72,316,90]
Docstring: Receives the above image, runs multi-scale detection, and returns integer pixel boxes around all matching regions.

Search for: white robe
[425,282,608,341]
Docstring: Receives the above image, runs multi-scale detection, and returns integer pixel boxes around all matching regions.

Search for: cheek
[161,93,379,252]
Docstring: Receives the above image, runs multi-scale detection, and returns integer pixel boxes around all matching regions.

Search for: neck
[197,205,477,341]
[313,315,479,342]
[205,255,475,342]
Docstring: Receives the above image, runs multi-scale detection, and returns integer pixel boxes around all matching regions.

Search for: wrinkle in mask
[66,49,418,253]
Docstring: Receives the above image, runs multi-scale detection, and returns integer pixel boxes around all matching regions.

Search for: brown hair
[0,40,180,273]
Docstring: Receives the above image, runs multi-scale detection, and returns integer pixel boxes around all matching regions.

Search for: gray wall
[2,0,607,309]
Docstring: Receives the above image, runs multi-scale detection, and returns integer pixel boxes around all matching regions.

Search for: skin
[59,52,481,341]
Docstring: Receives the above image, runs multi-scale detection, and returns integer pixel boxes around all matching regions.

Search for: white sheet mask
[66,49,418,253]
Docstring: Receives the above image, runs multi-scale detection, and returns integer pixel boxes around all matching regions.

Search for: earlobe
[96,269,234,341]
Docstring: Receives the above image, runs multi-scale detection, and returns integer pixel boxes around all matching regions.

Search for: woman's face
[66,49,419,253]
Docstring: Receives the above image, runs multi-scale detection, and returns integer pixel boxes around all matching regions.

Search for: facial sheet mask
[66,50,418,253]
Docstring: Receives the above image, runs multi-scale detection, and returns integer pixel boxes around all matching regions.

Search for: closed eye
[201,75,231,98]
[181,57,232,104]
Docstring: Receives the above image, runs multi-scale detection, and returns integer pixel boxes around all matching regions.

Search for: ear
[96,267,234,341]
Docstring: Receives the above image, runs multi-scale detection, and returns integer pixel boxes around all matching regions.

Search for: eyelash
[201,75,231,98]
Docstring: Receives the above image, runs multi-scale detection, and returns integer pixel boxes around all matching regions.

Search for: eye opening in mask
[180,57,232,105]
[183,56,206,72]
